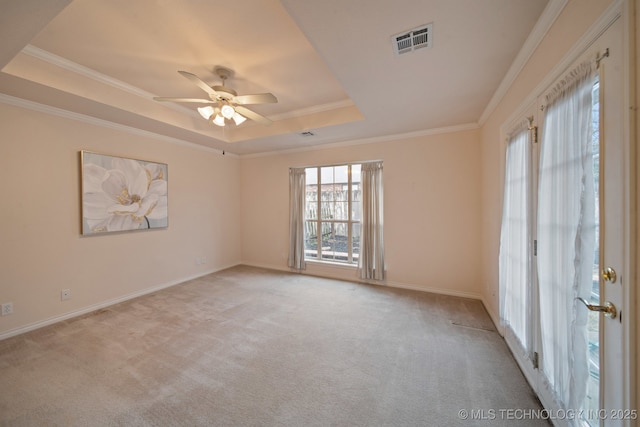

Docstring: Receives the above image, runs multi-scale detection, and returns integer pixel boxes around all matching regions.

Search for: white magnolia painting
[81,151,168,235]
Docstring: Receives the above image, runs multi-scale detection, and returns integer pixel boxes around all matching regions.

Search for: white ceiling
[0,0,553,156]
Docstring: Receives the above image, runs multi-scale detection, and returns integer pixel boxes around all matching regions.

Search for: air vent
[392,23,432,56]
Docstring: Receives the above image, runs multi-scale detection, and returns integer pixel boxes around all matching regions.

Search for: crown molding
[500,0,622,132]
[21,44,354,125]
[243,122,480,158]
[478,0,569,126]
[23,44,155,99]
[21,44,199,117]
[0,93,232,156]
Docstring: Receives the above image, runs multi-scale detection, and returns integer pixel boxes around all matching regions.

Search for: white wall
[240,129,483,298]
[0,102,242,337]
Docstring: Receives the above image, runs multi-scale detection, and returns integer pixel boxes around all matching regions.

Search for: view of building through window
[304,164,361,263]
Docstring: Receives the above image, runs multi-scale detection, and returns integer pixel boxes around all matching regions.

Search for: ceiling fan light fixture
[221,104,235,119]
[232,112,246,125]
[197,106,215,120]
[156,70,277,127]
[212,114,226,127]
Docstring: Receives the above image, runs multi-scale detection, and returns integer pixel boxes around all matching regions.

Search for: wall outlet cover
[1,303,13,316]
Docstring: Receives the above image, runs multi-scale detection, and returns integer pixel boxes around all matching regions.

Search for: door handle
[576,297,617,319]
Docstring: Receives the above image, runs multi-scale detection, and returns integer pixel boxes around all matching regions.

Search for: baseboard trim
[0,263,240,341]
[481,296,504,336]
[2,262,487,341]
[382,279,482,300]
[241,261,483,300]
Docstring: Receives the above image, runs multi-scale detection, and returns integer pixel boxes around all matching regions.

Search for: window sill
[305,259,358,270]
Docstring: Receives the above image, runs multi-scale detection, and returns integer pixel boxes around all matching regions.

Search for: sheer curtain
[499,122,533,354]
[288,168,306,271]
[537,61,595,412]
[358,161,385,280]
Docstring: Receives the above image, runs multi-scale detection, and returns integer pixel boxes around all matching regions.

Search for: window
[304,164,361,264]
[499,122,534,355]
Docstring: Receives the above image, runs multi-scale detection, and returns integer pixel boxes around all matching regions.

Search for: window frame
[304,163,361,265]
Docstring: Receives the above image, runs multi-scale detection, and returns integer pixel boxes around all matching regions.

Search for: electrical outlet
[1,303,13,316]
[61,289,71,301]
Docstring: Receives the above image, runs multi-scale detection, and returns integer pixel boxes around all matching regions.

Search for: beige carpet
[0,265,547,426]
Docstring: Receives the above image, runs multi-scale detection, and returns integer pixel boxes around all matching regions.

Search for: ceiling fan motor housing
[211,66,237,101]
[211,86,237,100]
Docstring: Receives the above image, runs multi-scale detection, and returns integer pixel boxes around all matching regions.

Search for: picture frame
[80,151,168,235]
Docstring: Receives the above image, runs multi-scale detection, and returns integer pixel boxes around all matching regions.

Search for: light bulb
[197,106,215,120]
[221,104,235,119]
[212,114,226,127]
[232,112,246,125]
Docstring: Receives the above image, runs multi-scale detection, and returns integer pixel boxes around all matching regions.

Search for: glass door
[583,78,600,425]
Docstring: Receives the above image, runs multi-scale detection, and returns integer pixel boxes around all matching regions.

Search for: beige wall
[479,0,615,321]
[240,129,483,297]
[0,102,242,337]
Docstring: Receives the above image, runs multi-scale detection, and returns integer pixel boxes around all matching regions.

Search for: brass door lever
[576,297,617,319]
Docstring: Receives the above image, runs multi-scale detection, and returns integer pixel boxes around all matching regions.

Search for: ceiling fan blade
[153,97,216,103]
[233,93,277,105]
[235,105,273,125]
[178,71,218,97]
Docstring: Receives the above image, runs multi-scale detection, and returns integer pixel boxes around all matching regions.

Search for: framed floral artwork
[80,151,168,235]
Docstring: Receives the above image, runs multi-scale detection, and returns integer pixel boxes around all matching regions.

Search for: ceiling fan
[154,66,277,127]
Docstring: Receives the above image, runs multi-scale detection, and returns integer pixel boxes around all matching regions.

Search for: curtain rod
[290,159,383,170]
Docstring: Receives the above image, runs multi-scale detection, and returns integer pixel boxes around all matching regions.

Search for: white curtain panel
[537,61,595,413]
[358,161,385,281]
[288,168,306,271]
[499,124,533,353]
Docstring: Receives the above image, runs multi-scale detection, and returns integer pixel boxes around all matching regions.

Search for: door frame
[620,0,637,417]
